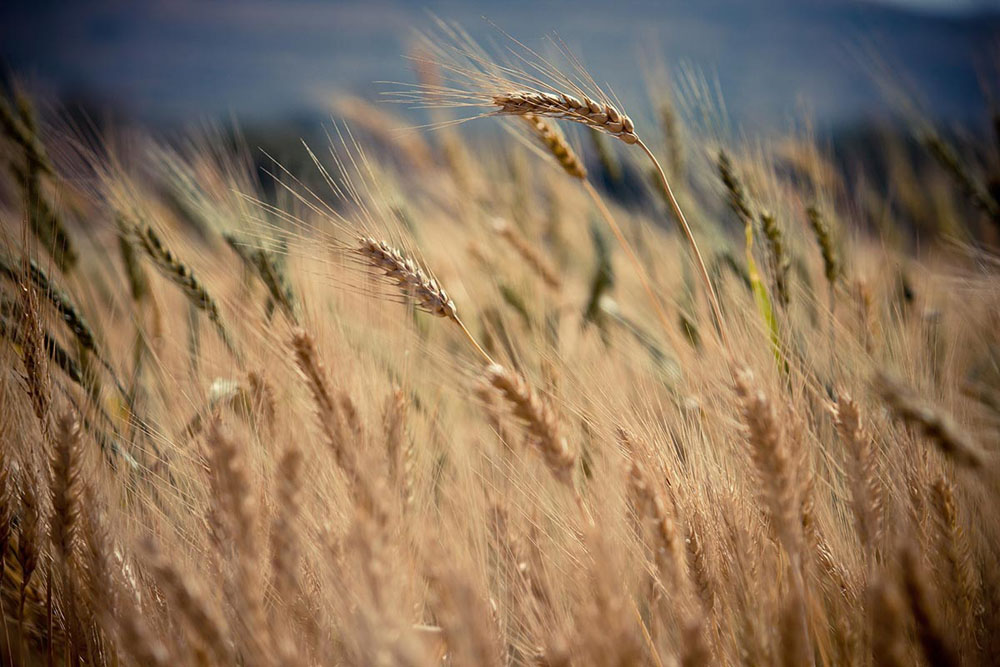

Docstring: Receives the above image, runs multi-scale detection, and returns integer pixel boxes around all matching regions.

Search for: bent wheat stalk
[485,363,573,484]
[520,112,686,352]
[638,139,729,351]
[495,90,729,352]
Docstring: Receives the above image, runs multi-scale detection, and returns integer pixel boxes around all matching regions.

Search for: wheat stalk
[355,236,493,363]
[515,110,685,350]
[646,145,728,349]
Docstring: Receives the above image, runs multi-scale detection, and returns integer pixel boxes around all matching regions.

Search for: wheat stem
[582,180,684,354]
[457,317,494,365]
[638,139,730,353]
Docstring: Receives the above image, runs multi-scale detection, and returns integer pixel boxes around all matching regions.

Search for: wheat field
[0,24,998,667]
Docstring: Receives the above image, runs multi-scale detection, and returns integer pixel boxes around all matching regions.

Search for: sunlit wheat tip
[493,91,638,144]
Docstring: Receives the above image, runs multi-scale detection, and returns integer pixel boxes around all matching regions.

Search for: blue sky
[2,1,997,128]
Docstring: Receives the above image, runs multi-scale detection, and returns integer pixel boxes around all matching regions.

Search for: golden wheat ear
[483,363,573,485]
[354,235,493,363]
[520,114,587,180]
[356,236,459,320]
[494,91,638,144]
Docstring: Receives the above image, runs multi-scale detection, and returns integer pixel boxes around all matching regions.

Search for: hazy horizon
[3,0,998,130]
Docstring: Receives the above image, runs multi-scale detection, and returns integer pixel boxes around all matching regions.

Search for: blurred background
[2,0,998,133]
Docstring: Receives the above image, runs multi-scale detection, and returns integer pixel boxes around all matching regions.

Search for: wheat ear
[355,236,493,363]
[484,364,575,485]
[49,411,82,564]
[1,256,129,400]
[17,466,41,624]
[81,500,172,666]
[521,114,587,180]
[733,364,815,666]
[760,212,790,306]
[900,545,961,667]
[270,445,304,608]
[930,476,978,642]
[49,410,84,657]
[0,94,53,175]
[717,150,754,226]
[494,91,637,144]
[639,140,730,351]
[806,204,839,287]
[833,395,882,559]
[684,515,715,615]
[0,435,12,573]
[921,129,1000,221]
[136,224,241,361]
[875,372,985,468]
[291,329,384,523]
[224,233,298,323]
[144,540,232,665]
[733,366,799,550]
[618,427,685,591]
[870,576,909,667]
